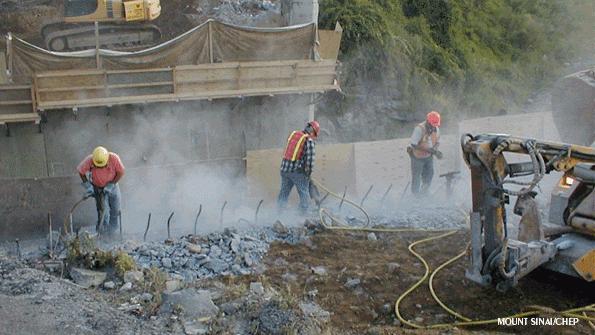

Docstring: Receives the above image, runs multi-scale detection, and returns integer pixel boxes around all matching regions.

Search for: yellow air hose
[308,178,595,330]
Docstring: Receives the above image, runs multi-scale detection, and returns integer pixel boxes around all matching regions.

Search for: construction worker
[277,120,320,213]
[77,146,125,235]
[408,111,442,195]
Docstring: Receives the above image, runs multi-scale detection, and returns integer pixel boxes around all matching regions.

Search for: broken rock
[165,280,182,293]
[123,270,144,283]
[69,268,107,288]
[119,282,133,291]
[250,282,265,295]
[272,220,289,236]
[160,289,219,320]
[103,281,116,290]
[311,266,328,276]
[186,243,202,254]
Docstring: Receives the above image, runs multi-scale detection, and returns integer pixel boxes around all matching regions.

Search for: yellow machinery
[461,68,595,291]
[42,0,162,51]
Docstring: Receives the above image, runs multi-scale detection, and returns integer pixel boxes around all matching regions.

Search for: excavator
[42,0,161,51]
[461,68,595,292]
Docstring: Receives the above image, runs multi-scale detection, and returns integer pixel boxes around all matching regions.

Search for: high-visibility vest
[283,131,310,161]
[412,122,439,159]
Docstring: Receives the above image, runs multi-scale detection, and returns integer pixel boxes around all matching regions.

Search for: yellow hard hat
[92,146,109,168]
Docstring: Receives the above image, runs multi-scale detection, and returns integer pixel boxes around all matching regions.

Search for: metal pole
[208,20,214,63]
[254,200,263,225]
[94,22,101,69]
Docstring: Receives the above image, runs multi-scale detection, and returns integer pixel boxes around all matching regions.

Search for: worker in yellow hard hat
[407,111,443,195]
[77,146,125,235]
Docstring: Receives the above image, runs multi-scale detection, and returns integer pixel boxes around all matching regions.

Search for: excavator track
[42,22,161,51]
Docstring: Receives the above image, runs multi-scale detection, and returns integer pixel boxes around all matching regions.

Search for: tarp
[7,20,317,83]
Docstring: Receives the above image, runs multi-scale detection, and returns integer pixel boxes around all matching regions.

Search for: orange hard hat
[308,120,320,136]
[426,111,441,127]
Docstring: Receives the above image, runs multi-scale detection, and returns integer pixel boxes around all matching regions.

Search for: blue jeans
[411,156,434,194]
[277,171,310,212]
[94,184,121,232]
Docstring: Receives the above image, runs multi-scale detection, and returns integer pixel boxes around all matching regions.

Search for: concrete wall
[0,95,313,240]
[246,135,459,206]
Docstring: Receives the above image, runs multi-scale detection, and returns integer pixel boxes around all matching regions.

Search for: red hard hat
[308,120,320,136]
[426,111,441,127]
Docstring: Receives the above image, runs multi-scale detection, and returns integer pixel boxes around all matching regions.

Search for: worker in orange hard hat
[77,146,125,236]
[277,120,320,213]
[407,111,443,195]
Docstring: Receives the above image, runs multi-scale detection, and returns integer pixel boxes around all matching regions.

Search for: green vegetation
[319,0,593,119]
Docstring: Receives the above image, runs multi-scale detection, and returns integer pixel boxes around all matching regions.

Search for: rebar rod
[338,186,348,211]
[379,184,393,209]
[194,205,203,236]
[220,201,227,225]
[166,212,175,240]
[143,213,151,242]
[254,200,264,225]
[48,212,53,259]
[360,185,374,207]
[119,210,122,240]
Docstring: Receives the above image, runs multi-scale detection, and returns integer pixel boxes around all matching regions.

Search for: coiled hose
[309,178,595,330]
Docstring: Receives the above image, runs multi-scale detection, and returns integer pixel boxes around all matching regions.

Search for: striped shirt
[280,138,315,174]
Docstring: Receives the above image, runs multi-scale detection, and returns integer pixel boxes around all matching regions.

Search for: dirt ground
[260,230,594,335]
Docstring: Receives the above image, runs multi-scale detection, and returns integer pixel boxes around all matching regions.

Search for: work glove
[103,183,116,195]
[430,149,444,160]
[82,181,94,198]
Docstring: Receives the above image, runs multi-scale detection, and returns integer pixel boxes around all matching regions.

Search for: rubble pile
[371,207,468,230]
[129,224,307,281]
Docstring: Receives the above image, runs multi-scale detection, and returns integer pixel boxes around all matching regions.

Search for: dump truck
[42,0,162,51]
[461,68,595,291]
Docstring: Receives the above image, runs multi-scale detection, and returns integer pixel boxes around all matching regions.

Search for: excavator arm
[461,133,595,291]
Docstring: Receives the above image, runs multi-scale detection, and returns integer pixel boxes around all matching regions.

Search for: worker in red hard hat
[407,111,443,195]
[277,120,320,213]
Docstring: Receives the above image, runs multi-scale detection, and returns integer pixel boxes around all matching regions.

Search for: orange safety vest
[412,122,439,159]
[283,131,310,161]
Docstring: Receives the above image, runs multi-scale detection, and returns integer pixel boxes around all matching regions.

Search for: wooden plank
[37,84,339,109]
[37,85,105,93]
[0,113,40,125]
[35,69,104,78]
[0,85,31,90]
[107,81,173,89]
[105,67,172,75]
[0,100,33,106]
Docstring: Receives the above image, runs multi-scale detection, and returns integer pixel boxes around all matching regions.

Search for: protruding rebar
[400,182,410,201]
[194,205,203,236]
[166,212,175,240]
[219,201,227,225]
[360,185,374,207]
[338,186,348,211]
[48,212,54,259]
[379,184,393,211]
[118,210,122,240]
[143,213,151,242]
[15,239,21,259]
[254,199,264,225]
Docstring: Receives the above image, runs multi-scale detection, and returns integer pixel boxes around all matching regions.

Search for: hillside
[317,0,595,141]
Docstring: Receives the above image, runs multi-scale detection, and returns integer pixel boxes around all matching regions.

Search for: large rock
[69,268,107,288]
[272,221,289,236]
[160,289,219,321]
[123,270,144,283]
